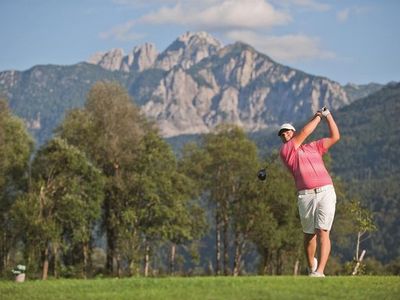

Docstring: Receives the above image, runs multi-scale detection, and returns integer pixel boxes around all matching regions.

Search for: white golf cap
[278,123,296,136]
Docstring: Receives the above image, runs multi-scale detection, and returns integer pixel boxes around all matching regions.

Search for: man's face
[280,130,294,143]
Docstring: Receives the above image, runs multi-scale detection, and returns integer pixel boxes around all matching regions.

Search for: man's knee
[304,233,317,243]
[316,229,330,241]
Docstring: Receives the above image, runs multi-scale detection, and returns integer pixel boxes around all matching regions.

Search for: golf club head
[257,168,267,181]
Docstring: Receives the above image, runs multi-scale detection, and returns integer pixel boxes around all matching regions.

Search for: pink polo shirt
[280,138,333,191]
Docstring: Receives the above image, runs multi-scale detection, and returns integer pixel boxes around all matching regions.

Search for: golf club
[257,168,267,181]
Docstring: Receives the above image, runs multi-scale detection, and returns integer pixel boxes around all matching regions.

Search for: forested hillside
[1,63,132,144]
[330,82,400,263]
[343,82,384,102]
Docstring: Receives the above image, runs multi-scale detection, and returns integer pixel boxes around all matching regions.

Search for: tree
[247,153,300,275]
[132,131,206,276]
[188,124,261,275]
[0,99,34,275]
[178,142,210,274]
[57,82,147,275]
[11,138,104,279]
[348,200,376,262]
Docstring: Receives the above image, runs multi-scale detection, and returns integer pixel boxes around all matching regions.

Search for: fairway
[1,276,399,300]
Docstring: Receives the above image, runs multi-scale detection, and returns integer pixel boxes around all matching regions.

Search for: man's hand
[314,110,323,119]
[320,106,331,117]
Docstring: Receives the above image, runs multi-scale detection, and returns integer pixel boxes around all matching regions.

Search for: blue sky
[1,0,399,85]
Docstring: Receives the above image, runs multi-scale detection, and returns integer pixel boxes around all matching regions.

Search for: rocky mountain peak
[154,31,223,71]
[87,44,158,73]
[122,43,158,72]
[140,41,351,137]
[87,31,222,73]
[178,31,222,47]
[88,48,125,71]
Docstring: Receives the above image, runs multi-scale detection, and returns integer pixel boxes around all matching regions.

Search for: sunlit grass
[1,276,399,300]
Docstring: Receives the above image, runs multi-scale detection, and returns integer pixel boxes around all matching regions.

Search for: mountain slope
[331,82,400,262]
[0,31,378,144]
[0,63,131,144]
[137,41,350,136]
[331,82,400,179]
[343,82,384,102]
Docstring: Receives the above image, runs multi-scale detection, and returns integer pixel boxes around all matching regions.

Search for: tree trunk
[144,243,150,277]
[42,245,49,280]
[223,210,229,276]
[105,196,116,275]
[293,259,300,276]
[232,235,242,276]
[128,259,135,277]
[169,243,176,275]
[117,252,122,278]
[106,232,115,275]
[355,231,361,261]
[83,242,89,279]
[215,210,221,276]
[128,229,138,277]
[352,249,366,275]
[262,248,269,275]
[276,248,282,275]
[262,248,268,275]
[52,242,59,278]
[0,231,5,274]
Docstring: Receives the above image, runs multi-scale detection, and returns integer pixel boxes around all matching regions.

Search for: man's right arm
[292,112,322,149]
[322,112,340,149]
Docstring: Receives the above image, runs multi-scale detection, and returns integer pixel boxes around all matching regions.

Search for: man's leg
[304,233,317,270]
[315,229,330,274]
[314,187,336,275]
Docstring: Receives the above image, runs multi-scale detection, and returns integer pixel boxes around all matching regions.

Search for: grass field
[1,276,399,300]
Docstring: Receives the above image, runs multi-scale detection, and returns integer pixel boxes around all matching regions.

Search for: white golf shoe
[307,257,318,274]
[309,271,325,277]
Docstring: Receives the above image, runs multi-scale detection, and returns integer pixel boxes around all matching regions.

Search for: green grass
[1,276,399,300]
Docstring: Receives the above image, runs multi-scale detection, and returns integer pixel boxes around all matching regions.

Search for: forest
[1,82,399,280]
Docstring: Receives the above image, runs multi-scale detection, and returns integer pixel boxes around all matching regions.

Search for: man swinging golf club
[278,107,340,277]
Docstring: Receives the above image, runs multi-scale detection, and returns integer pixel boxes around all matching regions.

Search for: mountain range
[0,31,383,144]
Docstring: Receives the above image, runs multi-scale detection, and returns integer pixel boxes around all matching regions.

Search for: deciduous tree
[0,99,34,275]
[57,82,146,275]
[12,138,104,279]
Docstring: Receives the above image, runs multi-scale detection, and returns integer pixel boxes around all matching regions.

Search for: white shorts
[297,185,336,234]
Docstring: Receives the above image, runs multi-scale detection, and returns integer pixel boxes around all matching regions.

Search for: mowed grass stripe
[1,276,399,300]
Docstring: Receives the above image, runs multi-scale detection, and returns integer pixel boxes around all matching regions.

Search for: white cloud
[102,0,335,63]
[113,0,225,6]
[103,1,292,41]
[99,20,144,42]
[289,0,330,11]
[138,0,291,30]
[337,8,350,23]
[225,30,335,62]
[272,0,331,12]
[336,6,371,23]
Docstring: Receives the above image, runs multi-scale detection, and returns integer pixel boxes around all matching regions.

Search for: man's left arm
[321,108,340,150]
